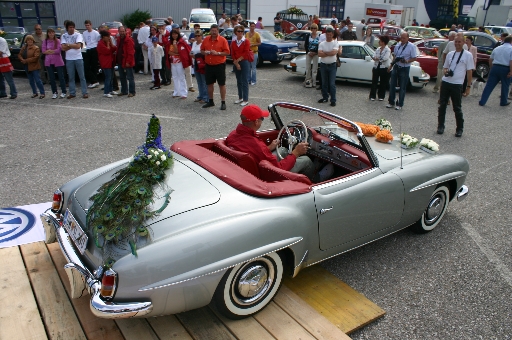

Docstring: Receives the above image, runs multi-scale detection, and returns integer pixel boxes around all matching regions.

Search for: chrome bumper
[457,185,469,202]
[40,210,153,318]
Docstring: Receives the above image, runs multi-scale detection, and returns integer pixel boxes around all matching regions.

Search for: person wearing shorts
[200,24,230,110]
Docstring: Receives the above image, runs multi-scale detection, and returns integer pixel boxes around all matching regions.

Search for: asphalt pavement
[1,63,511,339]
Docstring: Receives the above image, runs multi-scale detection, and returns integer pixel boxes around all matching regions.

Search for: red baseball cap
[241,104,269,122]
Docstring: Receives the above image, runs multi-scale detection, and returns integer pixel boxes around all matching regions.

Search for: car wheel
[476,63,489,77]
[256,56,264,68]
[411,185,450,233]
[213,252,283,319]
[270,60,282,64]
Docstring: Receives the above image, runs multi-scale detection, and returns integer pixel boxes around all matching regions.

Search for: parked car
[40,102,469,319]
[283,29,311,50]
[429,15,476,30]
[484,26,512,40]
[221,28,298,67]
[101,21,123,36]
[285,41,430,88]
[367,24,421,43]
[0,26,25,47]
[403,26,444,39]
[468,27,492,35]
[189,8,217,30]
[318,18,333,31]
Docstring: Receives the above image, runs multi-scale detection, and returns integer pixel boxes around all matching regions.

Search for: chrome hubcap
[425,194,445,224]
[233,258,274,305]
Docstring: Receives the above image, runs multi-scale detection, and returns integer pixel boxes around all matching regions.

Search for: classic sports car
[285,41,430,88]
[403,26,444,39]
[41,105,469,320]
[221,28,298,67]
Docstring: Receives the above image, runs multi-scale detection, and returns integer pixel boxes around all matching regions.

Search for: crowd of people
[0,15,261,108]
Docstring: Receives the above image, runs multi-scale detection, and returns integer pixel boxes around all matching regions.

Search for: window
[319,0,346,19]
[341,46,365,59]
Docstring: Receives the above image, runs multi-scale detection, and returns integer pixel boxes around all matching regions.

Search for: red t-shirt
[225,124,296,171]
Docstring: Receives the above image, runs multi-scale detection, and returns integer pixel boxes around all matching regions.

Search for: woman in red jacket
[168,29,192,99]
[231,25,251,106]
[97,30,117,98]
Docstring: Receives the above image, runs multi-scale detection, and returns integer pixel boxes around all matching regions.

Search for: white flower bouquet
[419,138,440,153]
[400,133,419,149]
[375,118,393,132]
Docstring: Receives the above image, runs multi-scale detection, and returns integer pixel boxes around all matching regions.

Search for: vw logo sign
[297,23,303,28]
[0,207,36,243]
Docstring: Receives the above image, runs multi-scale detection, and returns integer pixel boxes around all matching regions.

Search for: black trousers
[84,48,99,84]
[438,81,464,131]
[369,67,389,99]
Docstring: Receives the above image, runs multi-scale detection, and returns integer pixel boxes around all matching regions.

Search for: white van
[189,8,217,30]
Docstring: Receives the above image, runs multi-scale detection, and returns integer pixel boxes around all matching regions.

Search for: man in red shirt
[201,24,230,110]
[226,104,316,180]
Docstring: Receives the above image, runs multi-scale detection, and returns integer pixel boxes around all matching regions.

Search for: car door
[337,45,373,82]
[314,168,404,251]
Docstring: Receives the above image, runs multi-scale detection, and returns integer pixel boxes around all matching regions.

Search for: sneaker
[370,98,375,101]
[455,129,463,137]
[234,99,243,104]
[240,101,249,106]
[318,163,334,182]
[305,80,312,88]
[110,91,119,95]
[318,98,328,103]
[104,94,113,98]
[220,103,226,110]
[250,82,256,86]
[60,93,66,98]
[189,87,195,92]
[202,101,215,108]
[395,106,402,110]
[386,104,393,108]
[128,93,135,97]
[432,89,439,93]
[88,82,99,88]
[437,126,445,134]
[138,70,144,74]
[378,98,384,101]
[52,93,58,99]
[330,102,336,107]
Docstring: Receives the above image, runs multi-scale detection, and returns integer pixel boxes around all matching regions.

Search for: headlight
[277,48,282,54]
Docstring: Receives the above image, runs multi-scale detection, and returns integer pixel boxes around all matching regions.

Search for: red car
[368,24,424,43]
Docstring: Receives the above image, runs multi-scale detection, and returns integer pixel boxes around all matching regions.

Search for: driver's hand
[268,139,278,151]
[292,142,309,158]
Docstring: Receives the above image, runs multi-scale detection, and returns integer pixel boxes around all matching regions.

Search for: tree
[121,9,151,30]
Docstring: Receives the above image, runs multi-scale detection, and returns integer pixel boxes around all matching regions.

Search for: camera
[390,56,405,67]
[446,70,454,77]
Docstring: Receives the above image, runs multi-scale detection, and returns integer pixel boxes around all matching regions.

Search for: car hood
[366,138,433,172]
[74,157,220,225]
[264,40,298,48]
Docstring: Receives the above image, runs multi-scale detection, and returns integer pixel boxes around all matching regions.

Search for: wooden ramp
[0,242,385,340]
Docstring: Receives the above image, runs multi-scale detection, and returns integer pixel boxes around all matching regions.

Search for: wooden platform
[0,242,385,340]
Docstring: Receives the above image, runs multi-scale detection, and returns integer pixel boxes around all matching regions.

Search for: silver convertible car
[41,103,469,319]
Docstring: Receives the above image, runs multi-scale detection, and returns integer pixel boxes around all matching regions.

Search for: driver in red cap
[226,104,315,179]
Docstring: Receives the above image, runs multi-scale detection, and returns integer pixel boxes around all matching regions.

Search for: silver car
[41,102,469,319]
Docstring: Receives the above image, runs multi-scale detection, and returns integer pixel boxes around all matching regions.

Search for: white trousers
[185,66,194,88]
[142,48,150,74]
[171,62,188,97]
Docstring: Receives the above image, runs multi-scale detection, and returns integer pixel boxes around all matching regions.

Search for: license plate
[63,209,88,254]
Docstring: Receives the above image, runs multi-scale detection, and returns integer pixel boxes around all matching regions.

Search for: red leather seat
[258,160,312,185]
[212,140,260,177]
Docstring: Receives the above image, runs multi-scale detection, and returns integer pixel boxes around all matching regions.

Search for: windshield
[190,14,216,23]
[259,30,279,41]
[265,103,363,148]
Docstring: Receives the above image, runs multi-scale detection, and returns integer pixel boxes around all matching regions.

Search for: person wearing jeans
[317,27,339,107]
[191,30,208,102]
[116,26,136,97]
[18,35,45,98]
[386,33,417,110]
[97,30,117,98]
[0,36,17,99]
[42,28,67,98]
[231,25,251,106]
[478,36,512,107]
[304,24,319,88]
[61,21,88,98]
[245,22,261,85]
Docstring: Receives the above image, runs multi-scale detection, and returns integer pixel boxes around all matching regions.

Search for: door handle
[320,206,333,215]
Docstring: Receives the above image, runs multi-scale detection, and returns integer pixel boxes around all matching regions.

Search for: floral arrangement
[375,118,393,132]
[400,133,420,148]
[287,6,306,15]
[428,47,438,57]
[376,130,393,143]
[0,30,6,38]
[355,122,381,137]
[274,31,284,39]
[87,115,173,264]
[420,138,439,152]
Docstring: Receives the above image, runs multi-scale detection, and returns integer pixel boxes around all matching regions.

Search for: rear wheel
[411,185,450,233]
[213,252,283,319]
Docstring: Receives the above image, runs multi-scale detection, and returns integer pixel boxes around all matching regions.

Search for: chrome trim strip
[457,185,469,202]
[409,174,465,192]
[139,237,303,291]
[293,250,308,278]
[313,168,378,191]
[42,212,153,318]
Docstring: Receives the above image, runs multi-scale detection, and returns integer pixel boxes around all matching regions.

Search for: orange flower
[355,122,381,137]
[375,130,393,143]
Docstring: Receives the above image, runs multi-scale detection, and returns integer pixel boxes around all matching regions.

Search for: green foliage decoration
[120,9,152,30]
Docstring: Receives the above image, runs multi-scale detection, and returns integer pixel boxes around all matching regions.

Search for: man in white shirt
[83,20,101,88]
[61,21,89,98]
[165,17,174,33]
[317,27,341,107]
[138,20,151,74]
[437,34,474,137]
[218,13,229,29]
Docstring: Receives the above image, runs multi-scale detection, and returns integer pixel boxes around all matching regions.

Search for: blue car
[220,28,298,67]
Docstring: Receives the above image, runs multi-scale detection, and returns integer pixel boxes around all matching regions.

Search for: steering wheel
[276,120,309,160]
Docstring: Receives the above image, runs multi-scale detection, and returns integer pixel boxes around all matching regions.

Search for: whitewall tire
[412,185,450,233]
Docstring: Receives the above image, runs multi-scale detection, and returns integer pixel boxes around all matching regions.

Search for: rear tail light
[100,269,117,299]
[51,189,63,213]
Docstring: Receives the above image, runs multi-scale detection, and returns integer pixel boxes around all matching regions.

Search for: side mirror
[365,55,372,62]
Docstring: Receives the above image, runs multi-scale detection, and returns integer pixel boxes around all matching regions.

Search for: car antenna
[399,111,403,170]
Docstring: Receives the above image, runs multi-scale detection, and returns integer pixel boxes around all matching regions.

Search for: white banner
[0,202,51,248]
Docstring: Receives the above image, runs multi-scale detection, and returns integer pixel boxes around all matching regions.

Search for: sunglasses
[259,117,264,121]
[236,30,244,33]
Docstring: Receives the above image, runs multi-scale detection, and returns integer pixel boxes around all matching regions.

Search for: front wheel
[213,252,283,319]
[411,185,450,233]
